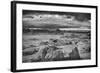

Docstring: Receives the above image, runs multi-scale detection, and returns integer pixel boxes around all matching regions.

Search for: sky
[22,10,91,29]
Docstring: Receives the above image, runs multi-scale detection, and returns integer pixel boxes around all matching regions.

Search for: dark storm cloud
[22,10,91,28]
[23,10,91,19]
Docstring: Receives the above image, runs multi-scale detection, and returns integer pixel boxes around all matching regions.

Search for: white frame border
[16,3,96,70]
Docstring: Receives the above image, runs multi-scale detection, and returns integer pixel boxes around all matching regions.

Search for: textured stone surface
[22,33,91,63]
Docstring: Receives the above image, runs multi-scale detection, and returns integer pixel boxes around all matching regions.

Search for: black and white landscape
[22,10,91,63]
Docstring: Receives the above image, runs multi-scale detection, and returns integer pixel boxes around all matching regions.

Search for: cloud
[23,14,90,29]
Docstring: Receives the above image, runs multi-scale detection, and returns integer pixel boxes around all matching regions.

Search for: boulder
[45,50,65,61]
[23,47,38,56]
[69,47,80,60]
[52,50,65,61]
[77,41,91,59]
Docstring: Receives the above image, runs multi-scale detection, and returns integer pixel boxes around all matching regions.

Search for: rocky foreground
[22,33,91,63]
